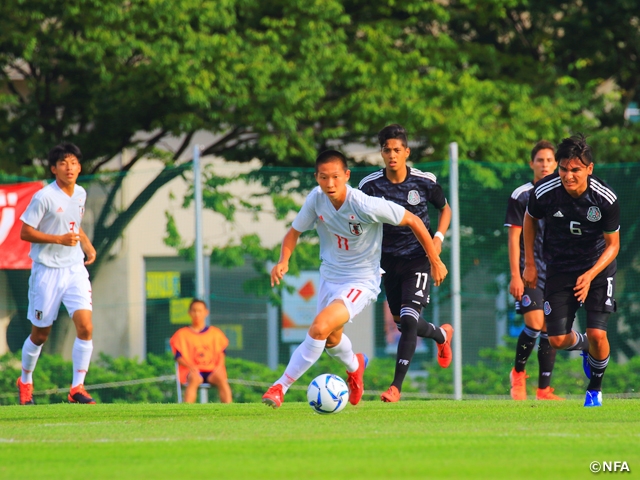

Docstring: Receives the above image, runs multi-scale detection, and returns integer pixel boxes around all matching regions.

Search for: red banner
[0,182,44,269]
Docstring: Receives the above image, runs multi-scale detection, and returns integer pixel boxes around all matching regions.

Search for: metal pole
[193,145,206,309]
[449,142,463,400]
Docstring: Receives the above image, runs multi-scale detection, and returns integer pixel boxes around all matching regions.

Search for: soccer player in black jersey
[359,124,452,402]
[523,134,620,407]
[505,140,563,401]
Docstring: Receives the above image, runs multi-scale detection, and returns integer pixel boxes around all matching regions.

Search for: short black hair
[48,143,82,168]
[530,140,555,162]
[315,150,348,173]
[555,134,593,166]
[378,124,408,148]
[189,299,207,310]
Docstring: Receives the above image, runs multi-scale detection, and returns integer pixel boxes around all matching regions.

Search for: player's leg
[184,370,205,403]
[64,266,96,403]
[536,327,562,400]
[544,272,588,351]
[583,267,616,407]
[206,363,232,403]
[18,264,60,405]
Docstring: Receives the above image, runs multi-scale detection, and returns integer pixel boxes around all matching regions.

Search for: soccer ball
[307,373,349,414]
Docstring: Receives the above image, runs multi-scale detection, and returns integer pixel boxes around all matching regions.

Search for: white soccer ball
[307,373,349,414]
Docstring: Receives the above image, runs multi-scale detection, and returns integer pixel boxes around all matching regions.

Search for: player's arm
[20,223,80,246]
[433,202,452,255]
[399,210,448,286]
[271,227,302,286]
[521,212,538,289]
[176,353,200,378]
[78,227,96,265]
[574,231,620,303]
[507,227,524,301]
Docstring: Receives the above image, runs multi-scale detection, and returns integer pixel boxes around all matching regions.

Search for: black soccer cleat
[68,384,96,404]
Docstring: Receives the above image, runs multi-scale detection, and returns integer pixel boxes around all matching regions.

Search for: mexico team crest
[349,222,363,236]
[407,190,420,205]
[586,206,601,222]
[543,301,552,316]
[521,295,531,308]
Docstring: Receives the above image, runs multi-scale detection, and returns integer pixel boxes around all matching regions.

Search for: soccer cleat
[509,368,528,401]
[16,378,35,405]
[262,384,284,409]
[380,385,401,403]
[536,386,565,401]
[68,384,96,404]
[581,351,591,379]
[437,324,454,368]
[346,353,368,405]
[584,389,602,407]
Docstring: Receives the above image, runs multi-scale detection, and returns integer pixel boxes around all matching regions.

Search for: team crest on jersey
[521,295,531,308]
[35,310,43,320]
[543,301,552,316]
[407,190,421,205]
[79,205,85,217]
[349,222,363,236]
[586,206,601,222]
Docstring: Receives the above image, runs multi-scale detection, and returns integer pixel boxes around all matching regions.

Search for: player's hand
[509,276,524,301]
[59,232,81,246]
[574,272,594,304]
[522,265,537,289]
[430,257,448,287]
[188,367,201,380]
[84,249,96,265]
[433,237,443,256]
[271,261,289,287]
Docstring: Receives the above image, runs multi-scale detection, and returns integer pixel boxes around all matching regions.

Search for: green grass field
[1,399,638,479]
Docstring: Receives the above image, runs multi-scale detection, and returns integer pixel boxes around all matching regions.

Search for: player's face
[558,157,593,198]
[188,302,209,327]
[315,160,350,205]
[51,154,81,188]
[529,148,557,183]
[381,139,410,172]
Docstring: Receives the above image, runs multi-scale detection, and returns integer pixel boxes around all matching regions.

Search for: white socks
[21,337,43,384]
[325,334,358,372]
[276,334,326,393]
[71,338,93,387]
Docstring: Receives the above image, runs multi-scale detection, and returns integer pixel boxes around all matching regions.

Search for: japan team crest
[349,222,363,236]
[586,206,601,222]
[407,190,420,205]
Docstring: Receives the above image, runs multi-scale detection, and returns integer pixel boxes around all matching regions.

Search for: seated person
[170,299,232,403]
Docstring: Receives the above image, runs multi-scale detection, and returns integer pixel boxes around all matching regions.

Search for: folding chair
[175,363,210,404]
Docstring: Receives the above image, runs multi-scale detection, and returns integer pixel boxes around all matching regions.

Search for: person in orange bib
[170,299,232,403]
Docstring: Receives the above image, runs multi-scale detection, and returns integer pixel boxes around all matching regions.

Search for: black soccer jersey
[527,173,620,273]
[504,182,547,288]
[359,166,447,259]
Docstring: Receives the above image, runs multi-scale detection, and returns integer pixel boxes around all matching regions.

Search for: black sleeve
[527,191,544,220]
[359,181,372,195]
[505,194,525,227]
[428,182,447,210]
[602,199,620,233]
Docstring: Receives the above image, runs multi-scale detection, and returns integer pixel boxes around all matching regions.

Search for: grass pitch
[1,399,638,480]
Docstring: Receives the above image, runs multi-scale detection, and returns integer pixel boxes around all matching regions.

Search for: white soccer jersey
[20,181,86,268]
[292,185,405,284]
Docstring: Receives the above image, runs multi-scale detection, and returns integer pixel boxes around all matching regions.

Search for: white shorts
[28,262,92,328]
[316,278,379,322]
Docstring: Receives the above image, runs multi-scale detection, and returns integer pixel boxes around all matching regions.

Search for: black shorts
[515,286,544,315]
[381,254,430,316]
[543,263,617,336]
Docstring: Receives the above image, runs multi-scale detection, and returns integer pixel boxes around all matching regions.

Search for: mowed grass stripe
[1,401,638,480]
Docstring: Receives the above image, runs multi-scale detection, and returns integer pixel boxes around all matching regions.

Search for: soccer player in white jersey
[262,150,447,409]
[16,143,98,405]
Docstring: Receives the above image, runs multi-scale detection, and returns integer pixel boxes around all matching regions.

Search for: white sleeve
[291,189,318,233]
[20,191,47,229]
[356,192,405,226]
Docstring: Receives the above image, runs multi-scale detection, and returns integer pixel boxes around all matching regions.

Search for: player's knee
[76,323,92,340]
[548,336,568,349]
[188,374,203,386]
[587,328,608,345]
[31,331,49,345]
